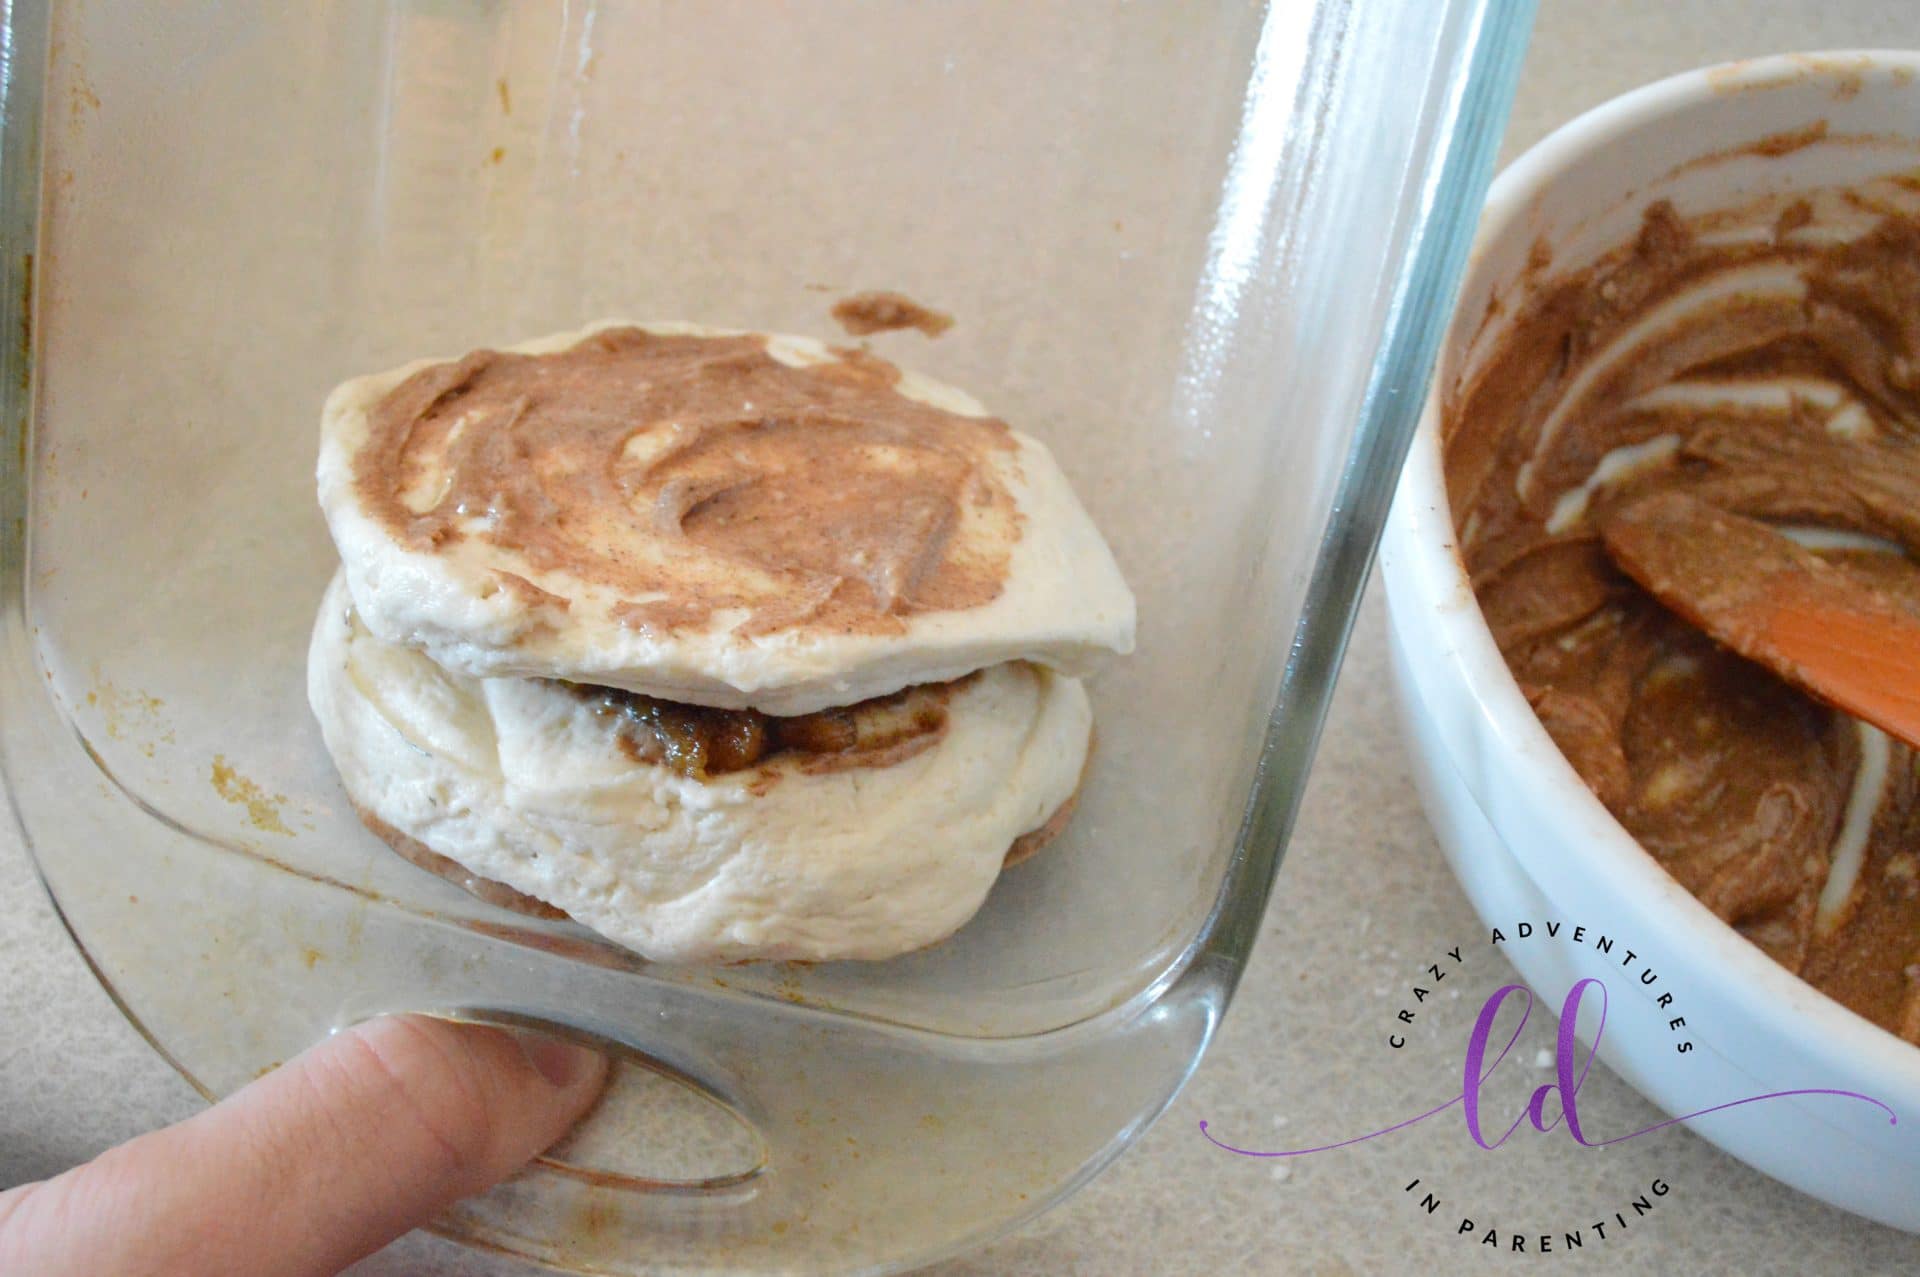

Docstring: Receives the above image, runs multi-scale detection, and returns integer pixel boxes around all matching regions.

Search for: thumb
[0,1014,607,1277]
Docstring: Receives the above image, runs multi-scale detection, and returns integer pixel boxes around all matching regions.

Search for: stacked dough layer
[308,322,1133,962]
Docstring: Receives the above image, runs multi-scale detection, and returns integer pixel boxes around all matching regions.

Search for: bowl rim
[1385,48,1920,1093]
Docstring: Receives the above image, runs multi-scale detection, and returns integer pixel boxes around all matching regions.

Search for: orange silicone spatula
[1600,491,1920,750]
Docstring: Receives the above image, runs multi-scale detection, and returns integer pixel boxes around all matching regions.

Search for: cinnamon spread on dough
[354,327,1018,638]
[1446,184,1920,1041]
[831,291,955,338]
[566,674,970,779]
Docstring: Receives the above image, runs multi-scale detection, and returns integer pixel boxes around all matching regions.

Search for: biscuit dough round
[307,573,1092,962]
[316,321,1135,714]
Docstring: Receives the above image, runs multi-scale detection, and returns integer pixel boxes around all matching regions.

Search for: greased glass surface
[0,3,1529,1272]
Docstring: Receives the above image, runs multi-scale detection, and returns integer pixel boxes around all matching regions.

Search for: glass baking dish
[0,3,1530,1272]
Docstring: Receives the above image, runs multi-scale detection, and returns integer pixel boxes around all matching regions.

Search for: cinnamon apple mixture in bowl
[1448,186,1920,1040]
[1382,51,1920,1232]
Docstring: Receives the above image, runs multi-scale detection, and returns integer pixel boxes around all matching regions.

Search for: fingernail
[512,1028,605,1088]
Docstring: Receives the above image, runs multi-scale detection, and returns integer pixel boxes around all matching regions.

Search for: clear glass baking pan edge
[0,3,1531,1272]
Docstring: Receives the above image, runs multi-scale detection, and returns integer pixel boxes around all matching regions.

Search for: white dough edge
[316,318,1136,715]
[307,572,1092,963]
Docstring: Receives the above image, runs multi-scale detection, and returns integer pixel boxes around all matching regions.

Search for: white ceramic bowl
[1381,50,1920,1231]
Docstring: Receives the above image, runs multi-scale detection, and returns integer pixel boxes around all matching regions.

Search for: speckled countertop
[6,3,1920,1274]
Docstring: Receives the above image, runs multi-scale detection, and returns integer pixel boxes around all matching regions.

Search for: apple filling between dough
[560,673,977,780]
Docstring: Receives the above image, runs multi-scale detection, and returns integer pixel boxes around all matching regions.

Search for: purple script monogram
[1200,979,1894,1158]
